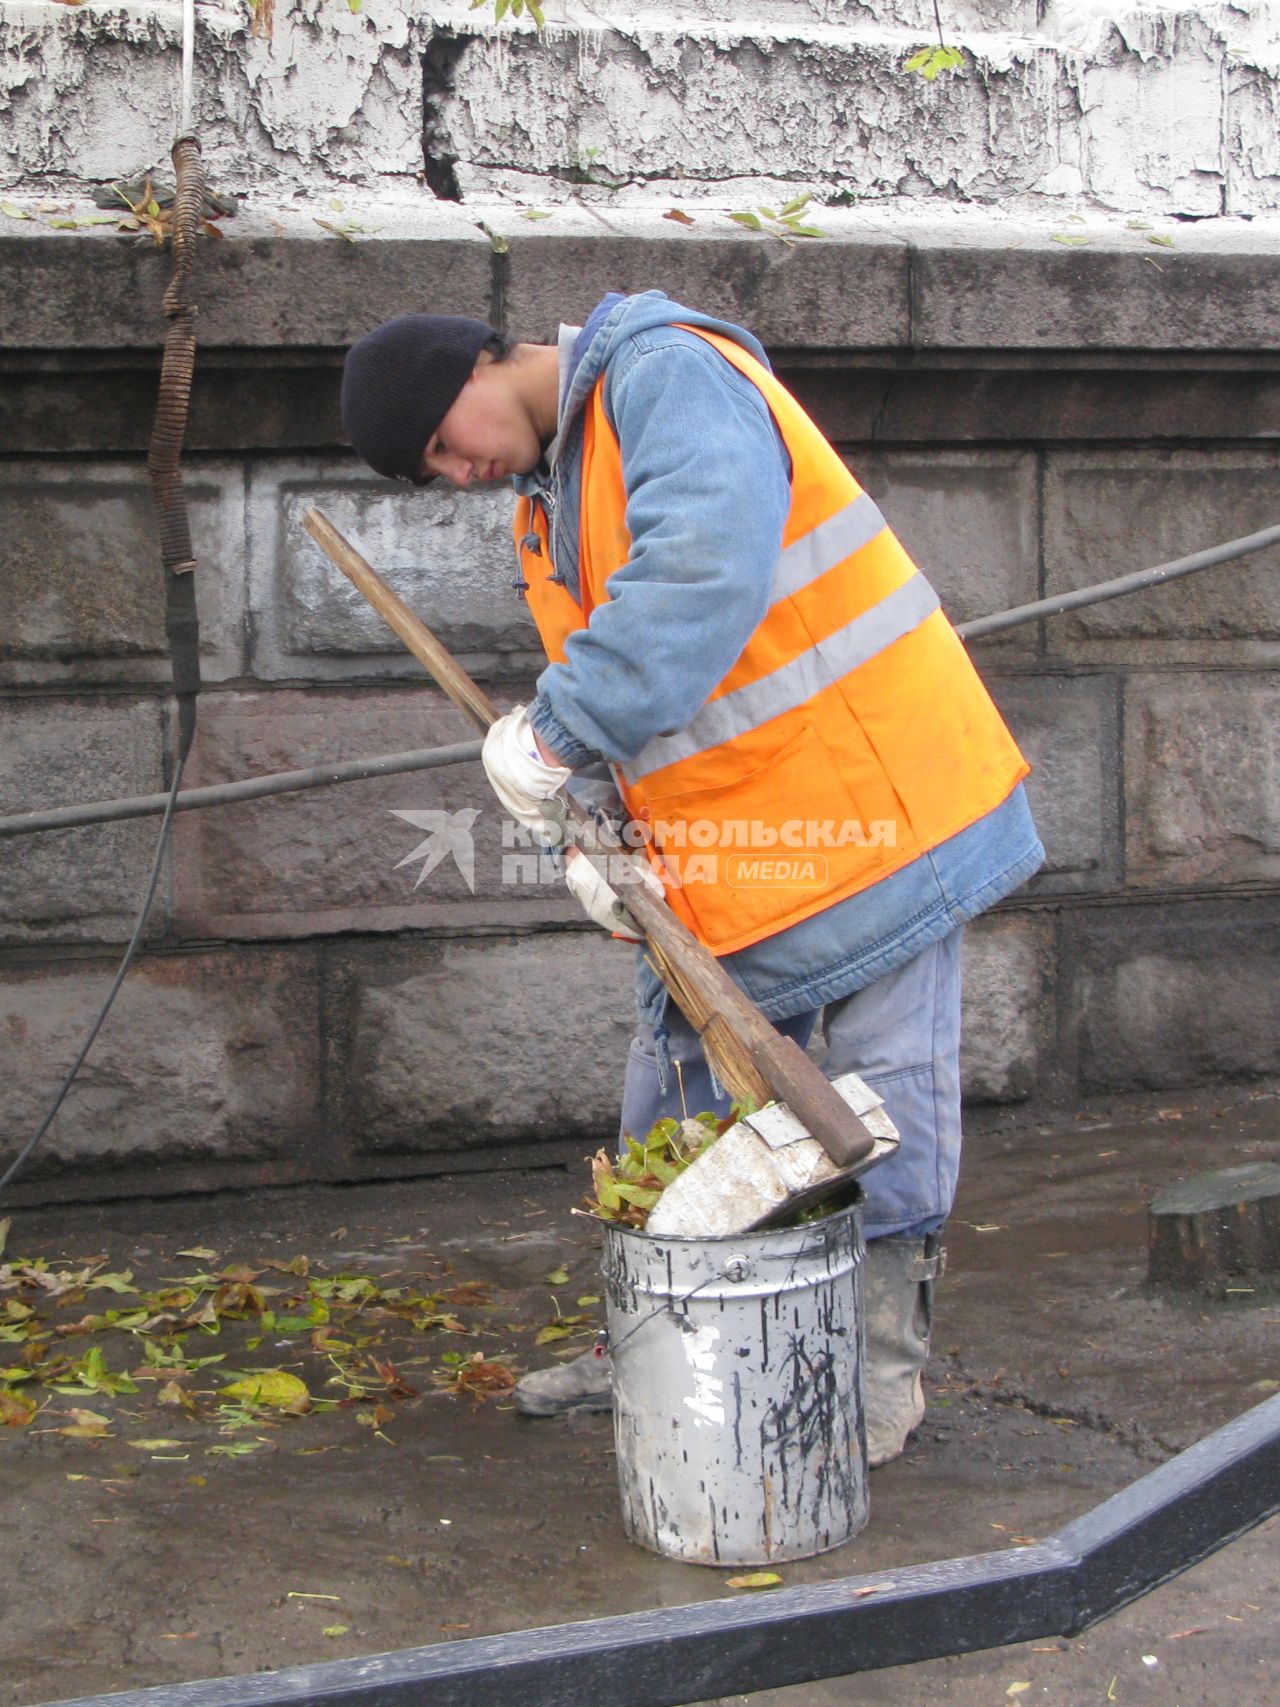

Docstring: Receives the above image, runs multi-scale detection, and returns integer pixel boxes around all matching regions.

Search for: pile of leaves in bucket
[585,1107,862,1231]
[585,1110,738,1229]
[0,1215,589,1453]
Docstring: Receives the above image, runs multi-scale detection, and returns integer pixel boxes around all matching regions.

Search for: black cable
[0,754,187,1203]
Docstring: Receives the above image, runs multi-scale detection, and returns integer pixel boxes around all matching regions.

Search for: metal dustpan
[646,1072,900,1239]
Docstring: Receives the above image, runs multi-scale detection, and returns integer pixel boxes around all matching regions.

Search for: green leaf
[533,1323,573,1345]
[906,44,966,81]
[206,1440,265,1457]
[347,0,361,11]
[521,209,553,220]
[1145,233,1175,247]
[495,0,510,17]
[782,220,826,238]
[613,1183,661,1210]
[778,193,810,217]
[576,1295,600,1307]
[1125,219,1152,230]
[0,204,30,223]
[528,0,546,26]
[728,211,763,231]
[1051,233,1092,246]
[323,1625,350,1638]
[726,1570,783,1589]
[545,1268,570,1286]
[88,1270,137,1294]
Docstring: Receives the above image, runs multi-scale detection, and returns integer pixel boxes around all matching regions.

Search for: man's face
[417,354,542,488]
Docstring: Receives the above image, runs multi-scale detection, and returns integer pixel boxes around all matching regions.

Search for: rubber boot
[862,1232,944,1468]
[514,1345,613,1417]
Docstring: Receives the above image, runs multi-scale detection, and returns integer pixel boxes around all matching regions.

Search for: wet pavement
[3,1080,1278,1707]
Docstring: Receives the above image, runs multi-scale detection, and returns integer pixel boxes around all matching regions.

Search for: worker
[339,292,1044,1465]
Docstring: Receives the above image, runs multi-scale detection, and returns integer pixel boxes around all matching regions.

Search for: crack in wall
[422,29,473,202]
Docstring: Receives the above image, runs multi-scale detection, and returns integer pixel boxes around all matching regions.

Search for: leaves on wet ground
[1,1235,572,1450]
[725,1571,782,1590]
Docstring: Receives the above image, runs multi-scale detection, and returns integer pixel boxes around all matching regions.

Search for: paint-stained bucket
[602,1200,867,1566]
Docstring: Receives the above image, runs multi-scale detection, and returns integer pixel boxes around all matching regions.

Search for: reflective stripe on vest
[623,565,940,782]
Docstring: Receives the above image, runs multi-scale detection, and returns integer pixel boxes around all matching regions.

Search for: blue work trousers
[618,928,964,1241]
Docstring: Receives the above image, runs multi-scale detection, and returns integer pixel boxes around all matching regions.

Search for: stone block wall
[1,209,1278,1203]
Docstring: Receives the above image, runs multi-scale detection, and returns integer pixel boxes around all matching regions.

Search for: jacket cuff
[527,694,602,771]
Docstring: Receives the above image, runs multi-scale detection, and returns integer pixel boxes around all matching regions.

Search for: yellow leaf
[726,1571,782,1590]
[126,1438,185,1451]
[221,1370,311,1411]
[322,1625,349,1637]
[1007,1686,1032,1699]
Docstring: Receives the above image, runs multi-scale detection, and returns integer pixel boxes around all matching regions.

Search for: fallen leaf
[664,209,695,225]
[286,1591,342,1601]
[220,1370,311,1412]
[852,1582,895,1597]
[726,1571,782,1590]
[0,1216,10,1253]
[1051,233,1091,246]
[125,1438,186,1451]
[0,1387,36,1427]
[545,1268,570,1286]
[322,1625,349,1638]
[59,1406,112,1435]
[1006,1684,1031,1697]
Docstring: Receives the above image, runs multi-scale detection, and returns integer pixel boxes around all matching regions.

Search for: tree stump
[1148,1163,1280,1294]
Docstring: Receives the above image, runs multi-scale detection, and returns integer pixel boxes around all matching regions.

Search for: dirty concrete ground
[3,1081,1278,1707]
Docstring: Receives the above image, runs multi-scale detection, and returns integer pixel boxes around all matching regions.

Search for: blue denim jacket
[518,291,1044,1024]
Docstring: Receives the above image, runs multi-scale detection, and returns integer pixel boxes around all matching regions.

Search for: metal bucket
[602,1199,867,1567]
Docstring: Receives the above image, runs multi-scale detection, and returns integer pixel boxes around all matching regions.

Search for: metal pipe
[1,520,1275,843]
[956,520,1280,640]
[0,740,484,839]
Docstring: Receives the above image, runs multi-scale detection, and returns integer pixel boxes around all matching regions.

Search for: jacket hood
[561,290,773,440]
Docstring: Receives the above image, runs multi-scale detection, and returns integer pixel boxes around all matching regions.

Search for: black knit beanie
[341,314,498,481]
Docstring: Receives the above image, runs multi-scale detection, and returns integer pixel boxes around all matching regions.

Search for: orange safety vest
[515,328,1029,955]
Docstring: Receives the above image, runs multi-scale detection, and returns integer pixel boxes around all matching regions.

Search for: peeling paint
[0,2,1276,215]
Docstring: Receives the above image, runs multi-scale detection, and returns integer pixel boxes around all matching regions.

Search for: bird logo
[390,808,480,893]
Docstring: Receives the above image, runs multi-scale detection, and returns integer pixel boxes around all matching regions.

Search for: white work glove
[482,706,571,839]
[564,849,664,943]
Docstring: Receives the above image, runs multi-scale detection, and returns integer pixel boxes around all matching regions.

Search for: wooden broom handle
[302,506,878,1170]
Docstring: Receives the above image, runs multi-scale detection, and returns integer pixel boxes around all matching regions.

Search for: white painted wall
[0,2,1276,213]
